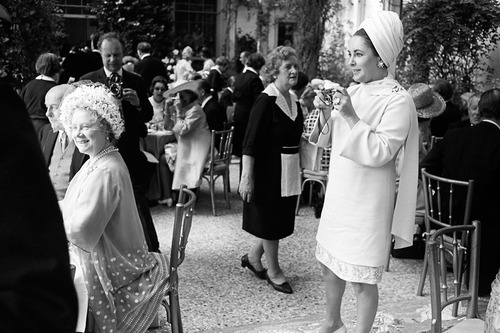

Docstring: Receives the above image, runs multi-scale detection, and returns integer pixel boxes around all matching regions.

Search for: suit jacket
[422,120,500,294]
[232,70,264,156]
[0,83,78,332]
[134,55,168,91]
[39,124,87,180]
[219,88,233,111]
[80,68,153,178]
[207,68,224,99]
[203,97,227,133]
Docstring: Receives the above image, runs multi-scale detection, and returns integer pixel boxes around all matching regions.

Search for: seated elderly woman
[158,80,210,205]
[59,83,170,332]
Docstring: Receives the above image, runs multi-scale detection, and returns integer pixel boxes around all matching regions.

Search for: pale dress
[310,77,419,284]
[61,151,170,333]
[172,103,211,189]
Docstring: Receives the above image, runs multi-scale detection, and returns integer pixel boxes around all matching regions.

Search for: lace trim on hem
[316,243,383,284]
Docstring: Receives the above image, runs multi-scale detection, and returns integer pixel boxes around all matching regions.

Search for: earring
[377,60,385,68]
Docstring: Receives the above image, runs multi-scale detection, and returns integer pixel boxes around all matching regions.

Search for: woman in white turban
[309,11,419,333]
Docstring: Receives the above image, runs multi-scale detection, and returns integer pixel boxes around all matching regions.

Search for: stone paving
[147,163,488,333]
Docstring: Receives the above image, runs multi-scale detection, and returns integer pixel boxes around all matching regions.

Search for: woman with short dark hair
[20,52,62,134]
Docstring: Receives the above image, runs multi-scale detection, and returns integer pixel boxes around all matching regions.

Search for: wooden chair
[161,185,196,333]
[295,146,331,215]
[417,168,474,299]
[201,127,234,216]
[427,221,484,333]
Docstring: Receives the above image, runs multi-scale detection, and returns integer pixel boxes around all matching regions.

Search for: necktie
[60,131,68,151]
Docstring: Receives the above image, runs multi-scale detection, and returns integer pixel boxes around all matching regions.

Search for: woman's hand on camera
[332,87,359,128]
[122,88,140,107]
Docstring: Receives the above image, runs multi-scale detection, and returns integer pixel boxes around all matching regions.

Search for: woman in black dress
[232,52,266,158]
[239,46,303,294]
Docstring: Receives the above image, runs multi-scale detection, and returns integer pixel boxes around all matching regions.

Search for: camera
[107,74,123,99]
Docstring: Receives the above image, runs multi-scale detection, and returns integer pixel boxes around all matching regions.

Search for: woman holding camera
[309,12,419,333]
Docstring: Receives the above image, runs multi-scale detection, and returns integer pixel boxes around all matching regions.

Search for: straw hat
[408,83,446,119]
[163,80,200,98]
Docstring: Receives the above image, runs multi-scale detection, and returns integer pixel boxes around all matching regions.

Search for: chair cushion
[446,318,484,333]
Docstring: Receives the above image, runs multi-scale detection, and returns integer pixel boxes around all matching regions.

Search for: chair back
[319,147,331,172]
[428,221,481,333]
[421,168,474,231]
[207,127,234,174]
[430,136,443,150]
[171,185,196,270]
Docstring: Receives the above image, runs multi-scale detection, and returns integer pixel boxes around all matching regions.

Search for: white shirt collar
[481,119,500,131]
[263,83,298,121]
[211,66,221,74]
[140,53,151,60]
[243,66,258,75]
[201,95,212,108]
[227,87,233,93]
[35,74,56,82]
[103,67,123,77]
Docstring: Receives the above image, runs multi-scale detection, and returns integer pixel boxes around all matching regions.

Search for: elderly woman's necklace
[86,145,119,174]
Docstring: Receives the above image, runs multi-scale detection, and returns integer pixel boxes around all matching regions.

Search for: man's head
[197,80,212,102]
[215,56,229,73]
[98,32,123,73]
[137,42,151,57]
[239,51,250,66]
[479,88,500,121]
[90,32,101,51]
[45,84,71,132]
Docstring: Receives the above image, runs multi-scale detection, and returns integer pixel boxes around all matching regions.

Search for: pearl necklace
[86,145,119,174]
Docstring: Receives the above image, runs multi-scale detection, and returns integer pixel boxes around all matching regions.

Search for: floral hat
[59,82,125,139]
[408,83,446,119]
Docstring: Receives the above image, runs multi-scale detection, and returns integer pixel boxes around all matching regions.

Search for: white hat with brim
[408,83,446,119]
[163,80,200,99]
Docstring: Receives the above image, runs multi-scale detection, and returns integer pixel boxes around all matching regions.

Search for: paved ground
[147,162,488,333]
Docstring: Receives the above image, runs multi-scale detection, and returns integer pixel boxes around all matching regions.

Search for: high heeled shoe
[265,272,293,294]
[241,254,266,279]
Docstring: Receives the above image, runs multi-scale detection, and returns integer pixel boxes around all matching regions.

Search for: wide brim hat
[408,83,446,119]
[163,80,200,98]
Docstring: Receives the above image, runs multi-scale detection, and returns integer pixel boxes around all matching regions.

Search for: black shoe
[265,272,293,294]
[241,254,266,279]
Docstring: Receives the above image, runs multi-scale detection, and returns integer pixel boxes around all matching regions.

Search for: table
[140,130,176,201]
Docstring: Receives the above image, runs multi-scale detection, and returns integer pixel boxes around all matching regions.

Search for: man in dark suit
[135,41,168,92]
[39,84,86,200]
[219,75,235,120]
[81,32,160,253]
[1,82,78,332]
[198,79,227,132]
[206,56,228,100]
[422,88,500,296]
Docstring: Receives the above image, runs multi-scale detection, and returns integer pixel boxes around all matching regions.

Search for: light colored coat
[310,77,419,267]
[172,103,211,189]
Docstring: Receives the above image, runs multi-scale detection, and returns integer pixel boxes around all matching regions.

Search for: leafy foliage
[397,0,500,93]
[90,0,173,58]
[0,0,65,88]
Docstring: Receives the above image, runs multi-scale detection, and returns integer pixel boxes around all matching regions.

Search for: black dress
[242,91,303,240]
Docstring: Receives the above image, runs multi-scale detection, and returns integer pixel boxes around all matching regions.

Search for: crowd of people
[3,6,500,333]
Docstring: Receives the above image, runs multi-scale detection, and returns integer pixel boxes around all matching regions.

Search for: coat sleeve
[64,168,120,252]
[173,105,203,136]
[242,94,272,156]
[341,94,411,167]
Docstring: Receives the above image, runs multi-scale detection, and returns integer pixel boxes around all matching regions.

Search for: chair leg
[224,172,230,209]
[417,244,429,296]
[210,178,216,216]
[170,292,182,333]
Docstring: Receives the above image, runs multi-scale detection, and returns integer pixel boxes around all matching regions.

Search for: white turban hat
[358,11,404,78]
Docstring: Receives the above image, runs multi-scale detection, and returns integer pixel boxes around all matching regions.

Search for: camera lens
[109,83,122,99]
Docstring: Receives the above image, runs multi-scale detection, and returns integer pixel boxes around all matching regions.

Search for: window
[277,21,296,47]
